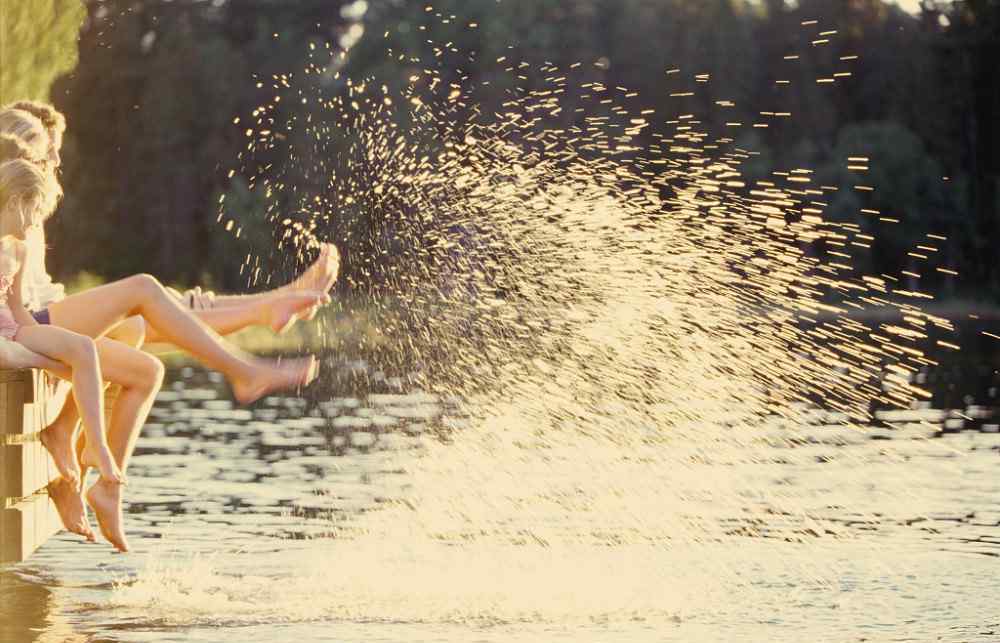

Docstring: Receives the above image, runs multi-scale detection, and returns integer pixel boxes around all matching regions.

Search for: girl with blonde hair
[0,109,51,167]
[0,142,126,519]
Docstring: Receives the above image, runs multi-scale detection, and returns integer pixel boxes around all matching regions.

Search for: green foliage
[50,0,359,289]
[818,122,964,276]
[23,0,1000,300]
[0,0,85,103]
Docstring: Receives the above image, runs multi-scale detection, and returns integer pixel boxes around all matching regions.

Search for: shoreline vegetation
[5,1,996,303]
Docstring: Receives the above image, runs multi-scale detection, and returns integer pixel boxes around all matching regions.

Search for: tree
[0,0,85,103]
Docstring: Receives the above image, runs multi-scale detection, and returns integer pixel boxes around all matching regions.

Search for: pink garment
[0,272,19,340]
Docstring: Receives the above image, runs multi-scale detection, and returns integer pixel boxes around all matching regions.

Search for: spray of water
[103,7,968,631]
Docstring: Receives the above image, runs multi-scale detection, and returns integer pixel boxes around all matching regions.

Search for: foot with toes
[263,291,329,334]
[48,476,95,542]
[40,420,81,487]
[85,478,129,553]
[284,243,340,296]
[231,356,319,405]
[79,441,126,486]
[38,246,334,557]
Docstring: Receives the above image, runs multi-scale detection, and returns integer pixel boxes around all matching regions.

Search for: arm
[2,242,70,377]
[10,241,38,328]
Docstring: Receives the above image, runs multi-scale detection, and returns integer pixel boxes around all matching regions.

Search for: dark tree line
[5,0,998,300]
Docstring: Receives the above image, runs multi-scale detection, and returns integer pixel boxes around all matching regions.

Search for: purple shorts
[31,309,50,324]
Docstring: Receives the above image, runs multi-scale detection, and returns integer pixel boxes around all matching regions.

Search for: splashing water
[99,8,980,636]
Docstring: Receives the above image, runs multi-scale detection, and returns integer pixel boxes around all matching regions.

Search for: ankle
[43,419,72,436]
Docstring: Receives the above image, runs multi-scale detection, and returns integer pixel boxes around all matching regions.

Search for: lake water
[2,342,999,643]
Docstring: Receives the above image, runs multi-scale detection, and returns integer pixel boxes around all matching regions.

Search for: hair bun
[0,134,34,162]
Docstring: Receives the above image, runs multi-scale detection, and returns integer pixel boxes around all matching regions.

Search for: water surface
[1,349,999,643]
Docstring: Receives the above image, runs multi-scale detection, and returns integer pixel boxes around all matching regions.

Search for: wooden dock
[0,369,70,564]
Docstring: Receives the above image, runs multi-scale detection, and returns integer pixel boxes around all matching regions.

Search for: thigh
[105,316,146,349]
[93,337,160,386]
[15,327,157,386]
[14,324,85,363]
[48,276,145,338]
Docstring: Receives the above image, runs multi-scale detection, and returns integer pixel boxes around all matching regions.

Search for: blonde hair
[0,149,60,239]
[6,101,66,138]
[0,108,49,163]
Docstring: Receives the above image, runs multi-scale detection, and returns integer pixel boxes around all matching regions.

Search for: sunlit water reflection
[2,344,999,643]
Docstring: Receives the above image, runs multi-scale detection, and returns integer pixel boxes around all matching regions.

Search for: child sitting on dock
[0,137,126,501]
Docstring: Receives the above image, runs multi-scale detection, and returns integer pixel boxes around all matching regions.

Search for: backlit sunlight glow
[104,6,965,628]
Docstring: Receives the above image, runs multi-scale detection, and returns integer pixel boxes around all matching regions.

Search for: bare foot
[75,430,90,493]
[47,477,95,542]
[285,243,340,294]
[263,292,328,334]
[85,479,129,553]
[39,422,81,487]
[79,442,126,486]
[231,356,319,405]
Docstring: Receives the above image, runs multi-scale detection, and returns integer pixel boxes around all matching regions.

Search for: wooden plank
[0,493,59,564]
[0,379,23,512]
[0,401,5,555]
[0,369,67,564]
[5,380,24,440]
[0,380,7,440]
[40,377,71,428]
[0,369,32,385]
[1,440,57,503]
[0,381,5,479]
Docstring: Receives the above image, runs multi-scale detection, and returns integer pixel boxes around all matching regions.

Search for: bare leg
[280,243,341,297]
[15,326,120,483]
[48,274,317,404]
[82,339,164,553]
[143,291,326,344]
[43,317,145,485]
[40,388,84,484]
[159,244,338,311]
[105,315,146,346]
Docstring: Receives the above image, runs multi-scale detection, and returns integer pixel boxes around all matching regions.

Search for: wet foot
[263,292,328,334]
[48,477,95,541]
[231,356,319,405]
[85,479,129,553]
[284,243,340,295]
[39,422,80,486]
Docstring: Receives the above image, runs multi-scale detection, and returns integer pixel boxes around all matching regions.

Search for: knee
[110,316,146,349]
[68,334,98,366]
[134,354,165,393]
[127,273,163,298]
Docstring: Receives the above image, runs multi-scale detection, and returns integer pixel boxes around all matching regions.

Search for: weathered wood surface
[1,369,71,564]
